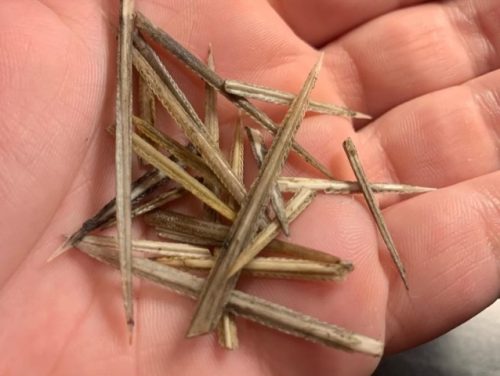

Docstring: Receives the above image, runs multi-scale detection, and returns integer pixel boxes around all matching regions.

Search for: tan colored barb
[277,177,435,195]
[137,64,156,168]
[224,79,371,119]
[157,230,217,246]
[343,138,409,289]
[146,207,346,265]
[77,241,384,356]
[82,235,211,258]
[205,44,219,144]
[132,132,235,220]
[230,117,245,183]
[158,255,351,281]
[188,55,324,337]
[202,44,223,224]
[138,75,156,127]
[222,114,245,349]
[246,126,289,235]
[217,313,239,350]
[115,0,135,339]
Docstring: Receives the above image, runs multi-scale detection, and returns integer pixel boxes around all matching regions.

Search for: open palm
[1,1,499,375]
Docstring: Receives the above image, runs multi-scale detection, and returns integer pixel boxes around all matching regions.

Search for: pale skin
[0,0,499,375]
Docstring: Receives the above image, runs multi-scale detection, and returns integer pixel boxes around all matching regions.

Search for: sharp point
[397,264,410,290]
[353,112,372,120]
[185,329,198,338]
[341,261,355,272]
[227,256,248,278]
[280,221,290,237]
[342,137,355,154]
[312,52,324,77]
[413,186,437,193]
[186,321,213,338]
[396,184,437,194]
[403,276,410,291]
[46,238,72,263]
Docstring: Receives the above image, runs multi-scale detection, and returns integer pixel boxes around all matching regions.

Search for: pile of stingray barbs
[53,2,435,357]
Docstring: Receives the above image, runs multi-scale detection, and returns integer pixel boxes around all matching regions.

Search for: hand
[1,1,499,375]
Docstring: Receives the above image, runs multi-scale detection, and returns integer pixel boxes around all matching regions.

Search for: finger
[267,0,427,47]
[323,0,500,119]
[335,69,500,196]
[381,171,500,352]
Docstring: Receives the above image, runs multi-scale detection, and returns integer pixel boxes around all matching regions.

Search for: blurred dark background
[373,301,500,376]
